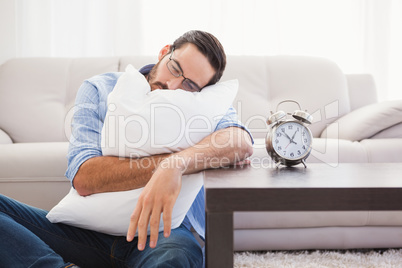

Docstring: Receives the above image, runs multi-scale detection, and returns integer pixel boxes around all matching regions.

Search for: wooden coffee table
[203,163,402,268]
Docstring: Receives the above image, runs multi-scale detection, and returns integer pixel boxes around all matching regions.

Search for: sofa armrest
[0,128,12,144]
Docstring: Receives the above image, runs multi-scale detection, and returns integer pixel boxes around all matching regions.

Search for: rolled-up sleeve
[215,106,254,144]
[65,81,104,185]
[65,73,121,185]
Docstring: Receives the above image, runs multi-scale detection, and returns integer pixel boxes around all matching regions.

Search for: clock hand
[285,141,291,149]
[283,132,292,141]
[284,129,299,147]
[291,129,299,140]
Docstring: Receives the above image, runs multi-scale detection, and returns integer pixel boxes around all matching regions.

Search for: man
[0,30,253,267]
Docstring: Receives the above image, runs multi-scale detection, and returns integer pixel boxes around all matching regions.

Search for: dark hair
[171,30,226,86]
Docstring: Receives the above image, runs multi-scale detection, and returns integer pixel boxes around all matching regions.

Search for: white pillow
[101,64,239,157]
[47,65,238,236]
[320,100,402,141]
[47,173,203,236]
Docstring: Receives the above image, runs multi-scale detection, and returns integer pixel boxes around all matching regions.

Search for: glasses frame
[166,48,201,92]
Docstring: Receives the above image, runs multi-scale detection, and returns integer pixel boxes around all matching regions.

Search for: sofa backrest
[123,55,364,139]
[0,57,119,143]
[221,55,353,138]
[346,73,378,111]
[0,55,377,143]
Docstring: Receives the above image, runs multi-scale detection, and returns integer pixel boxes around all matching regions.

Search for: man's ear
[158,45,172,61]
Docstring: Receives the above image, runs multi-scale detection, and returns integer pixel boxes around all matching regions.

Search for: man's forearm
[73,154,169,196]
[167,126,253,174]
[74,127,252,196]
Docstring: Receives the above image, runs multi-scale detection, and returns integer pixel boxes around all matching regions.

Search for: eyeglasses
[166,48,201,92]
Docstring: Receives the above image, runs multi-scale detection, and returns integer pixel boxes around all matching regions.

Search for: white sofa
[1,55,402,251]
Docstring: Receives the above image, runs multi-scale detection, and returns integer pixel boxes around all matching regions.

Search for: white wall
[2,1,402,100]
[0,0,16,65]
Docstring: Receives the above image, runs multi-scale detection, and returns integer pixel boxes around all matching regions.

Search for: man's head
[147,30,226,91]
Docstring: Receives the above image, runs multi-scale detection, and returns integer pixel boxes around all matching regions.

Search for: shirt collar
[138,64,155,76]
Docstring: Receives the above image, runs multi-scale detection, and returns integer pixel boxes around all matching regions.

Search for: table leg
[205,211,233,268]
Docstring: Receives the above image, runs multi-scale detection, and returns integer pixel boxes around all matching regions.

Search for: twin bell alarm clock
[266,100,313,168]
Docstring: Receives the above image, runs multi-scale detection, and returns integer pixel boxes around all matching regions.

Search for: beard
[147,58,168,91]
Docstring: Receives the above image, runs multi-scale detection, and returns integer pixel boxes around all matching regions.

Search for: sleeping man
[0,30,253,268]
[47,63,240,236]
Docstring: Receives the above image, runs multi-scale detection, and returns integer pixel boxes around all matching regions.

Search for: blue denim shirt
[65,64,252,240]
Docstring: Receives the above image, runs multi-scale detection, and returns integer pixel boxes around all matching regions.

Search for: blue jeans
[0,194,203,268]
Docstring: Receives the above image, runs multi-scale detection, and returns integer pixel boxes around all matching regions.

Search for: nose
[166,77,184,90]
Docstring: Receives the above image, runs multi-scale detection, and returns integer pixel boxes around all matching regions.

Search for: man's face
[147,43,215,91]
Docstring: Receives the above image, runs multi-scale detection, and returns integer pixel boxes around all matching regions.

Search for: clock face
[272,121,312,160]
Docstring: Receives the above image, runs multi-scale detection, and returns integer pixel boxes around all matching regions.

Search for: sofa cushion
[320,100,402,141]
[0,142,68,179]
[251,138,369,166]
[0,142,70,210]
[360,139,402,163]
[308,138,369,164]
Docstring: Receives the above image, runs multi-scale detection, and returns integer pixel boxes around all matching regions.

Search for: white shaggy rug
[234,249,402,268]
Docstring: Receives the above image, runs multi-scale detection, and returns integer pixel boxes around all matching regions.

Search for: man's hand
[126,156,184,250]
[125,126,253,250]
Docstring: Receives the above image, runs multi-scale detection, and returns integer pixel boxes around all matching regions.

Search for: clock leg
[275,161,281,168]
[302,159,307,168]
